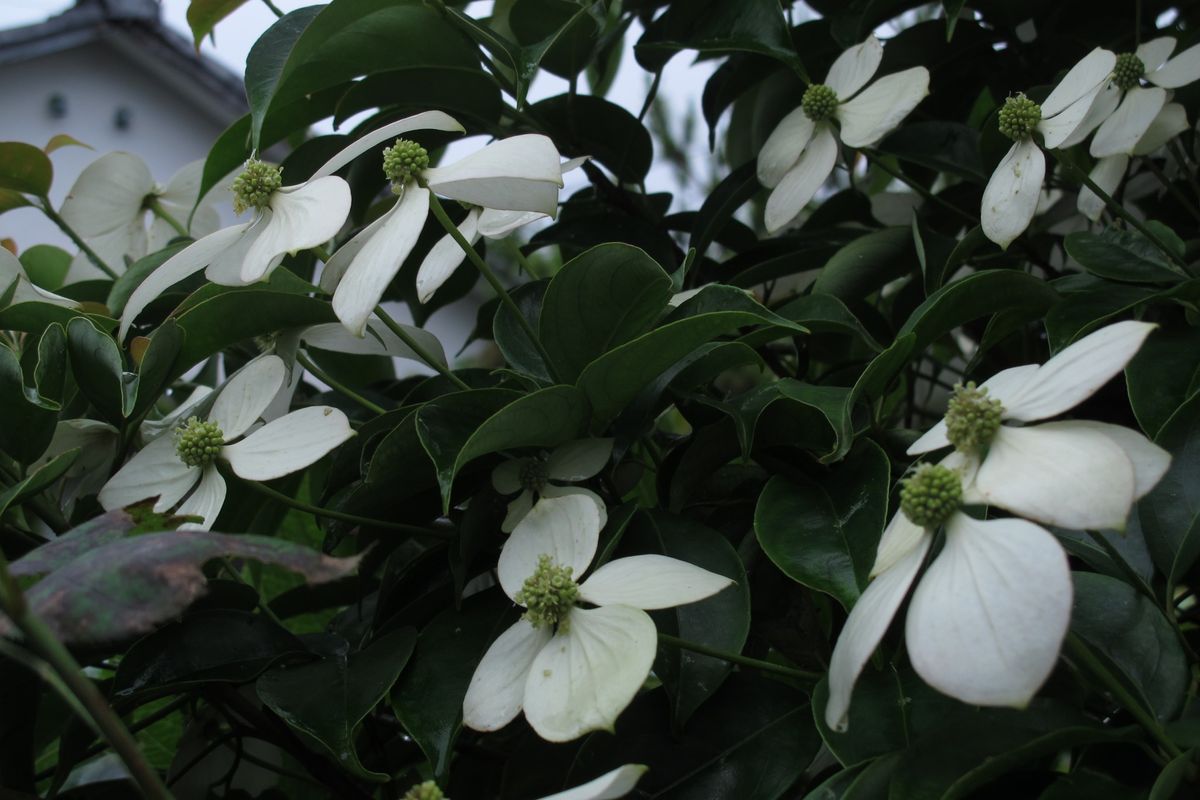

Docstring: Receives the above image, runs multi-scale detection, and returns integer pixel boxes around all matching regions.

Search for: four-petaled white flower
[98,355,354,530]
[463,494,732,742]
[824,456,1074,731]
[319,114,566,335]
[981,47,1116,247]
[492,438,613,532]
[824,320,1171,731]
[60,154,221,281]
[757,35,930,233]
[908,320,1169,531]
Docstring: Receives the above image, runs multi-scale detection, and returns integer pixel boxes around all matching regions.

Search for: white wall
[1,40,232,251]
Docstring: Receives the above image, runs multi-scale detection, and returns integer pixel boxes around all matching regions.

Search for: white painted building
[0,0,245,253]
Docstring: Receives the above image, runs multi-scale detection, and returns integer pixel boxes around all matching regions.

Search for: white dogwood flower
[908,320,1169,531]
[98,355,353,530]
[981,47,1116,247]
[537,765,648,800]
[824,456,1073,731]
[319,118,565,335]
[757,35,930,233]
[59,154,221,280]
[492,438,613,532]
[462,494,732,742]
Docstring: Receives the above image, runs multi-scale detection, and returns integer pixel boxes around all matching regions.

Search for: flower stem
[1049,152,1191,273]
[373,305,471,391]
[420,186,561,382]
[259,0,284,17]
[1064,632,1184,758]
[145,197,189,238]
[218,556,288,628]
[37,196,118,279]
[296,351,387,415]
[228,469,455,540]
[657,633,821,683]
[0,554,172,799]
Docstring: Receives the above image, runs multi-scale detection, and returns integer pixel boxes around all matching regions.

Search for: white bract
[756,35,930,233]
[98,355,353,530]
[536,765,648,800]
[824,456,1073,731]
[462,494,732,742]
[59,154,221,280]
[908,320,1169,531]
[492,438,613,532]
[319,114,566,335]
[981,47,1116,247]
[412,156,585,304]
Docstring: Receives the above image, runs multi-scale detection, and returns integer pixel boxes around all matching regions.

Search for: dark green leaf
[878,122,985,182]
[391,591,513,780]
[635,511,750,726]
[257,627,415,781]
[1065,228,1183,284]
[18,245,71,291]
[105,243,188,318]
[812,227,916,300]
[755,440,890,609]
[1071,572,1189,722]
[113,609,307,698]
[416,385,590,509]
[540,243,673,383]
[530,94,654,183]
[66,317,131,424]
[8,508,138,577]
[510,0,602,79]
[33,322,67,405]
[634,0,805,76]
[0,343,57,464]
[0,449,78,517]
[690,159,760,258]
[1126,326,1200,439]
[1140,393,1200,590]
[131,319,183,418]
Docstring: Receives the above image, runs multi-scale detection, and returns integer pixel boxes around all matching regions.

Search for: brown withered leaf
[2,532,360,646]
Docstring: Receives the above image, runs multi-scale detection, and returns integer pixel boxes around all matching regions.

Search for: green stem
[218,557,287,627]
[227,468,454,540]
[373,305,470,391]
[419,185,561,382]
[1064,633,1184,758]
[0,555,173,799]
[1050,152,1191,273]
[37,197,118,279]
[144,198,189,238]
[296,351,387,415]
[259,0,284,17]
[657,633,821,683]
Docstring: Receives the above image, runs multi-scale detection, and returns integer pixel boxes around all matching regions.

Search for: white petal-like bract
[825,35,883,99]
[981,139,1046,248]
[536,765,649,800]
[241,176,352,283]
[756,108,815,189]
[1090,87,1167,157]
[176,465,228,531]
[546,439,614,481]
[462,619,552,732]
[764,125,839,233]
[222,406,353,481]
[578,554,732,610]
[1147,42,1200,88]
[1077,154,1129,221]
[97,433,199,513]
[497,494,603,601]
[209,355,287,441]
[424,134,564,216]
[415,208,481,303]
[522,605,657,742]
[836,67,930,148]
[905,514,1071,707]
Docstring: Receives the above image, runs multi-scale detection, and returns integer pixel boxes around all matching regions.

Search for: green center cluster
[231,159,283,214]
[175,417,224,468]
[997,94,1042,141]
[1113,52,1146,91]
[515,554,580,631]
[402,781,445,800]
[801,83,839,122]
[519,457,550,493]
[945,381,1004,452]
[383,138,430,191]
[900,463,963,528]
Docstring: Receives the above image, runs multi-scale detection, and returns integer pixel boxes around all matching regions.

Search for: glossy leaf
[1065,228,1183,284]
[66,317,131,424]
[0,141,52,196]
[0,343,57,464]
[755,440,889,609]
[1139,393,1200,590]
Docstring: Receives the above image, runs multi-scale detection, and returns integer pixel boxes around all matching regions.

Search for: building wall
[0,40,233,251]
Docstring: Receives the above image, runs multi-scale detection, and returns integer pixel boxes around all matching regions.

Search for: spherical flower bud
[515,554,580,631]
[175,417,224,468]
[231,159,283,215]
[997,94,1042,142]
[382,139,430,191]
[402,781,445,800]
[900,463,963,528]
[945,381,1004,453]
[1112,52,1146,91]
[801,83,839,122]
